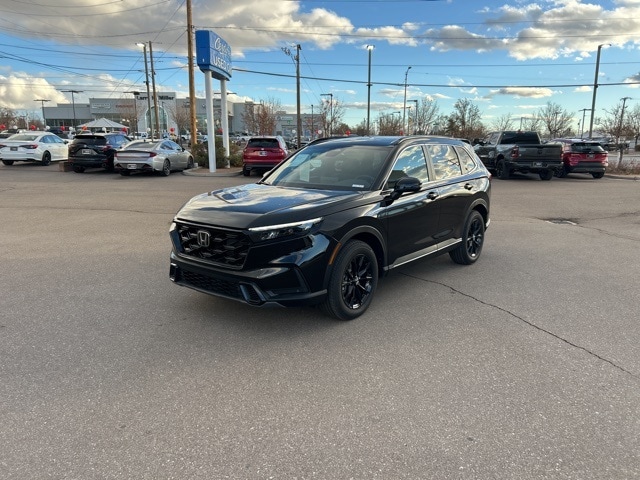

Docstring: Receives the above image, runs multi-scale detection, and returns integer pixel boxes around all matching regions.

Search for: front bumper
[169,251,327,308]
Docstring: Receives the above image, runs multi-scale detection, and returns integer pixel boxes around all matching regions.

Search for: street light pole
[409,99,418,134]
[366,45,374,135]
[125,91,140,136]
[588,43,610,139]
[34,99,50,128]
[402,66,411,135]
[579,108,591,138]
[321,93,333,136]
[61,90,82,132]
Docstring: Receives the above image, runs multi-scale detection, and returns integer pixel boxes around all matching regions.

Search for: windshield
[261,143,392,191]
[571,142,606,153]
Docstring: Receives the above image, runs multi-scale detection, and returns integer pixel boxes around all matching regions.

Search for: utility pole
[148,41,161,138]
[588,43,610,139]
[282,44,302,148]
[579,108,591,138]
[137,43,153,137]
[34,99,50,128]
[402,66,411,135]
[186,0,197,145]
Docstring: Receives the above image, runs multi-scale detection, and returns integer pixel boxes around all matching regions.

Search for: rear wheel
[539,169,554,181]
[320,240,378,321]
[73,166,85,173]
[592,171,604,179]
[242,166,251,177]
[555,166,567,178]
[186,157,194,170]
[450,210,485,265]
[2,160,14,166]
[496,159,510,179]
[41,152,51,166]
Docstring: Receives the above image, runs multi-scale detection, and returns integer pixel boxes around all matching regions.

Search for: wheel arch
[327,225,387,285]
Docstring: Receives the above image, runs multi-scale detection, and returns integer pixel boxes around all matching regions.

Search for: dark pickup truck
[474,131,563,180]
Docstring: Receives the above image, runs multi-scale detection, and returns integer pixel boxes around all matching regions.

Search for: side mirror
[390,176,421,200]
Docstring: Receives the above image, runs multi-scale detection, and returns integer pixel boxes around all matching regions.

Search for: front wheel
[555,166,567,178]
[320,240,378,321]
[450,210,485,265]
[41,152,51,166]
[592,172,604,179]
[186,157,194,170]
[539,169,554,181]
[2,160,14,166]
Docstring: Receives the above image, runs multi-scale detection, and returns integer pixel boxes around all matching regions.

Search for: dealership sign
[195,30,232,81]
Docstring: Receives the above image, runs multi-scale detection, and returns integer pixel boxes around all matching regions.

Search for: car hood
[175,183,363,229]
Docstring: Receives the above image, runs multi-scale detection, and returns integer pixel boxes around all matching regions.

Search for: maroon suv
[552,139,608,179]
[242,136,288,176]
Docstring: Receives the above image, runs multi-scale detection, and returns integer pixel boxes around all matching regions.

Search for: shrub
[190,137,243,169]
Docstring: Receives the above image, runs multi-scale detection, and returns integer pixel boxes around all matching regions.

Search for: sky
[1,0,640,132]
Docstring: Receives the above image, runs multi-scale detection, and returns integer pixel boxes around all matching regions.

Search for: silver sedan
[0,131,68,166]
[114,139,194,176]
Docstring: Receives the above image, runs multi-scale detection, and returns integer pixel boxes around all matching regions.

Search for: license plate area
[82,149,93,155]
[258,151,268,156]
[127,164,138,169]
[10,147,17,151]
[533,162,543,167]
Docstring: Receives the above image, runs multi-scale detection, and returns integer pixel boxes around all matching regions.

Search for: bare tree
[241,97,282,135]
[415,98,440,134]
[319,97,345,137]
[164,102,191,142]
[537,102,573,139]
[377,112,403,135]
[521,115,544,133]
[448,98,484,140]
[490,113,515,132]
[625,104,640,147]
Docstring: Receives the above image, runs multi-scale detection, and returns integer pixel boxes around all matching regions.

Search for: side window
[455,146,477,173]
[386,145,429,189]
[427,144,463,180]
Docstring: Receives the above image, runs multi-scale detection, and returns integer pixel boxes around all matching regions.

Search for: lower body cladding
[169,253,327,307]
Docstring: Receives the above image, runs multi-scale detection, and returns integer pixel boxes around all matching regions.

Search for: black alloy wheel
[41,152,51,166]
[321,240,378,321]
[450,210,485,265]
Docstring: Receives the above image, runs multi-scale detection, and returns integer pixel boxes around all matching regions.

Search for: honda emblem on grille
[197,230,211,247]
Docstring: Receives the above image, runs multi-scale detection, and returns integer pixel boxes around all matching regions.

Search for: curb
[182,167,243,177]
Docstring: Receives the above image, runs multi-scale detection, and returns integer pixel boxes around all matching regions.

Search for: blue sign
[195,30,232,80]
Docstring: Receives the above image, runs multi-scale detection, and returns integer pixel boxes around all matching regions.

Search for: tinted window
[386,145,429,189]
[248,138,280,149]
[456,146,477,173]
[427,144,462,180]
[570,142,605,153]
[499,132,539,144]
[73,136,107,146]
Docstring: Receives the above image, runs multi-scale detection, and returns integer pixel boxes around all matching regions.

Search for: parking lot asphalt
[1,163,639,479]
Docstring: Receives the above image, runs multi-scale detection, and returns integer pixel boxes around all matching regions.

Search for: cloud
[487,87,557,99]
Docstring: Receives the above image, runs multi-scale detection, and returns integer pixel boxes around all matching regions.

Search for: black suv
[169,136,491,320]
[68,133,131,172]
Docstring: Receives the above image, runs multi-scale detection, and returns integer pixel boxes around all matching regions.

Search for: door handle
[427,191,439,200]
[464,183,474,190]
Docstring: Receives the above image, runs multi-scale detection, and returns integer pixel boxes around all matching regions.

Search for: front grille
[176,223,251,268]
[181,270,242,299]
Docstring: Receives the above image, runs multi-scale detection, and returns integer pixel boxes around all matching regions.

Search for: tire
[539,169,553,181]
[160,159,171,176]
[449,210,485,265]
[73,166,85,173]
[496,159,510,179]
[320,240,378,321]
[555,166,567,178]
[120,170,131,176]
[2,160,14,166]
[186,157,194,170]
[41,152,51,166]
[242,166,251,177]
[592,172,604,179]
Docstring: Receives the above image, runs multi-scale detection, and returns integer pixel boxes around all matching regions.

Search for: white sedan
[114,139,194,176]
[0,132,68,166]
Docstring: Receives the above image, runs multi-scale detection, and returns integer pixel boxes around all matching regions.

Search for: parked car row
[0,131,194,177]
[473,132,611,180]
